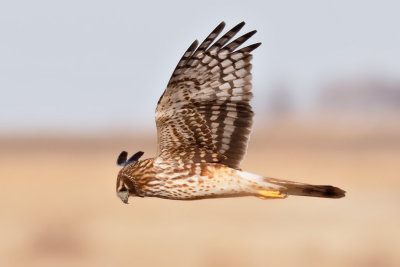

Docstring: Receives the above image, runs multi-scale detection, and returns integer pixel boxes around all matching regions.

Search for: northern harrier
[116,22,345,203]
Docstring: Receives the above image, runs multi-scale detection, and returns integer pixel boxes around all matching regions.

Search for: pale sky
[1,0,399,133]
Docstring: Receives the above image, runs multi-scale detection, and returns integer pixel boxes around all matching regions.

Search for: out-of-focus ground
[1,117,400,267]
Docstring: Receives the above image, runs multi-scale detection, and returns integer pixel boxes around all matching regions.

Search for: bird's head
[116,151,144,204]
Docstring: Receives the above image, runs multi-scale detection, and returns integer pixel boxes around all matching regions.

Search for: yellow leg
[257,190,286,199]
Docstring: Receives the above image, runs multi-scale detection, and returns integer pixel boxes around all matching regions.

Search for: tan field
[1,121,400,267]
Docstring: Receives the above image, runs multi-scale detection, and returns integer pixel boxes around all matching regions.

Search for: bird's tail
[263,177,346,198]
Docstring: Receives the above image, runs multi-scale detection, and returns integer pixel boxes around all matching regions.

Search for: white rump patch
[240,171,263,183]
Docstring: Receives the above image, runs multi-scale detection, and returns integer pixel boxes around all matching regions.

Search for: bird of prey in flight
[115,22,346,204]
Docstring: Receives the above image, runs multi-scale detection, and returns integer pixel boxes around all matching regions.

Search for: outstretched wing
[156,22,260,169]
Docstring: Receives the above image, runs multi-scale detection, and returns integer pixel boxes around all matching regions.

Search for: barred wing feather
[156,22,260,169]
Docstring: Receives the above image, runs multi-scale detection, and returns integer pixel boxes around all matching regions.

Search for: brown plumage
[115,22,345,203]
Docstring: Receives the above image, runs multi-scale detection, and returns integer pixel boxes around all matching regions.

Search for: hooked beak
[118,191,130,204]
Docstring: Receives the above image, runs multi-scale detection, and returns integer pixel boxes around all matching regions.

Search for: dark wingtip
[233,21,245,31]
[239,42,262,53]
[117,151,128,166]
[208,22,226,38]
[188,39,199,50]
[126,151,144,165]
[117,150,144,167]
[218,21,226,28]
[245,29,257,37]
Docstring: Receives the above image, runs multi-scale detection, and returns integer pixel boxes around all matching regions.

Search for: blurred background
[1,0,400,266]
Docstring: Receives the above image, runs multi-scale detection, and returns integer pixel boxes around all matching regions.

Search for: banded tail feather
[264,177,346,199]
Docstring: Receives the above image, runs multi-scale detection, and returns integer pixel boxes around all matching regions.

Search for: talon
[257,190,286,199]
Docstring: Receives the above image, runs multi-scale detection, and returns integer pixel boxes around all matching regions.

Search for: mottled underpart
[118,158,281,200]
